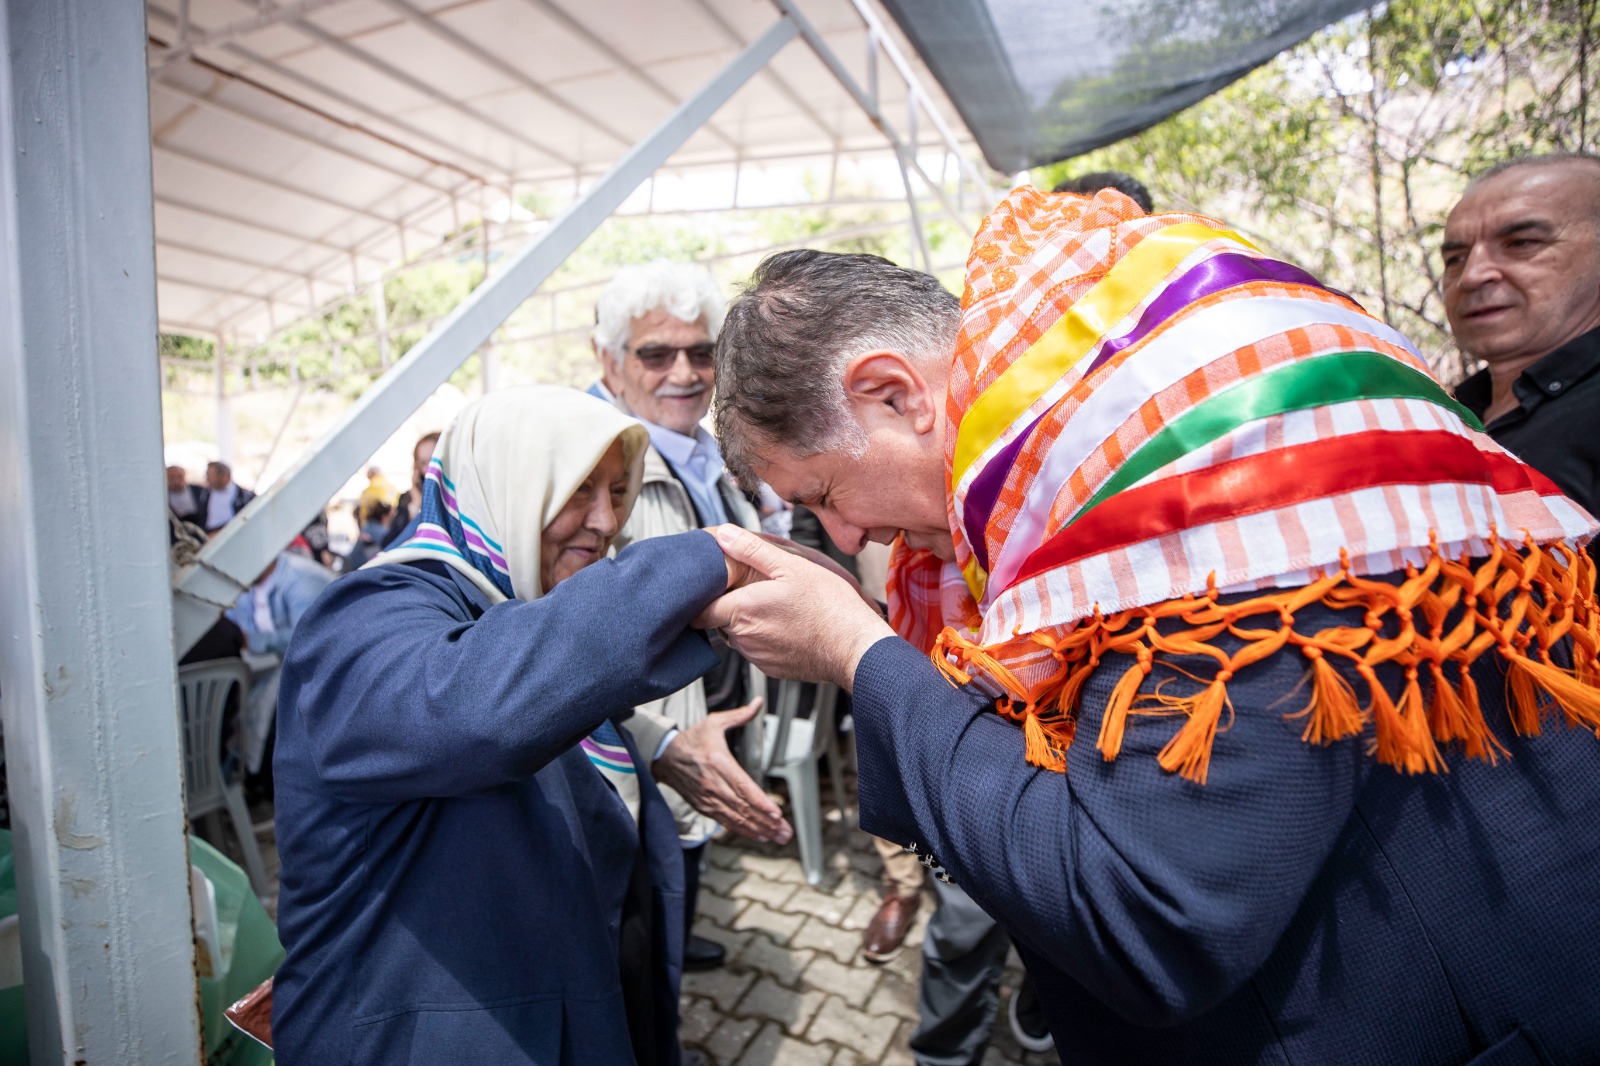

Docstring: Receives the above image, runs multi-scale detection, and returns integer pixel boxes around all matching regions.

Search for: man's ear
[842,350,938,432]
[592,339,622,392]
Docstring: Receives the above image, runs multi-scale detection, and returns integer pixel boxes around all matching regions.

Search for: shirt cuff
[652,727,681,764]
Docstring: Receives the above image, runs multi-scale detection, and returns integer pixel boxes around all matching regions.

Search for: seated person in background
[203,460,255,533]
[382,431,440,549]
[343,499,392,571]
[167,464,206,524]
[271,386,744,1065]
[226,549,337,785]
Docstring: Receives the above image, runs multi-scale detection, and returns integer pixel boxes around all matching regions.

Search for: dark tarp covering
[882,0,1373,172]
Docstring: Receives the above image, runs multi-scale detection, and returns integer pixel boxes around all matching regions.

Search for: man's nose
[666,349,702,383]
[819,512,867,555]
[1457,245,1503,289]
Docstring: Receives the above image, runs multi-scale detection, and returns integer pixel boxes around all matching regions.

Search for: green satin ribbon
[1068,351,1485,527]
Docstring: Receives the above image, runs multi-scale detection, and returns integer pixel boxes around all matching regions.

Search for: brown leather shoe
[861,891,921,963]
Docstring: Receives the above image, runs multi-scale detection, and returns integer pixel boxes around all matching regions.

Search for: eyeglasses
[628,342,716,371]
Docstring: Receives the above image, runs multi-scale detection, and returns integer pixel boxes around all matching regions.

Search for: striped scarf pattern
[387,452,639,812]
[892,186,1600,781]
[405,456,516,600]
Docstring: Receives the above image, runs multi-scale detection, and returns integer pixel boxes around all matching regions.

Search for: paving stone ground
[681,801,1061,1066]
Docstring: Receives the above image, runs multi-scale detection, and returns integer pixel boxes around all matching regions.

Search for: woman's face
[540,439,630,591]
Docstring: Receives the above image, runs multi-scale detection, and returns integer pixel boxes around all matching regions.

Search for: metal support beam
[769,0,981,234]
[0,0,201,1061]
[170,13,801,654]
[150,0,353,68]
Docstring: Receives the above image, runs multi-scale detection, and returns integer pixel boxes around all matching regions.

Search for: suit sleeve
[850,615,1372,1027]
[280,530,728,804]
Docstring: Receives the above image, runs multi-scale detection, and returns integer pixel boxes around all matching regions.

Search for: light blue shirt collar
[641,421,729,526]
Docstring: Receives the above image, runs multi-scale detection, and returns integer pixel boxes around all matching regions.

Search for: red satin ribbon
[1013,429,1564,587]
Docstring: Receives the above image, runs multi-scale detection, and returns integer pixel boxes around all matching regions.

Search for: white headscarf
[368,385,649,602]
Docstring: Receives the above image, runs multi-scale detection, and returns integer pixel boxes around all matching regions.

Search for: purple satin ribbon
[959,253,1337,574]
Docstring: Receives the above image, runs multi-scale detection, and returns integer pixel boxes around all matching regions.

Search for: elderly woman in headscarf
[269,386,738,1066]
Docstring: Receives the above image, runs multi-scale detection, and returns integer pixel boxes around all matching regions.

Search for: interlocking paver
[737,976,827,1036]
[863,971,919,1022]
[699,887,749,926]
[702,862,746,896]
[737,851,810,885]
[695,921,755,959]
[732,901,807,944]
[805,995,899,1062]
[878,1029,917,1066]
[839,892,882,932]
[782,885,853,923]
[730,873,799,910]
[707,1015,763,1063]
[790,916,865,966]
[800,955,880,1008]
[691,815,1059,1065]
[736,1021,836,1066]
[735,933,816,986]
[683,967,756,1012]
[679,995,723,1046]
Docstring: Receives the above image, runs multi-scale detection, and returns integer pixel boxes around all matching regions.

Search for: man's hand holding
[652,697,794,845]
[697,525,895,690]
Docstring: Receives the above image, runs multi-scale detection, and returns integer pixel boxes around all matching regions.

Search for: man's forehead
[749,448,826,501]
[629,307,710,340]
[1451,164,1600,233]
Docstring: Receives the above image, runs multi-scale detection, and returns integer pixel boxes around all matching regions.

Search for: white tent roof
[146,0,984,342]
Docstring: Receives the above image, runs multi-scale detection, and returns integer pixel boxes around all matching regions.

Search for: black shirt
[1454,327,1600,519]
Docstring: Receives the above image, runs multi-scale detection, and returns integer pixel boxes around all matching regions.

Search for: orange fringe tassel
[931,534,1600,782]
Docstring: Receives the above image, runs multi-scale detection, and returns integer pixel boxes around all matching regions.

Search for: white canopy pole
[0,0,202,1061]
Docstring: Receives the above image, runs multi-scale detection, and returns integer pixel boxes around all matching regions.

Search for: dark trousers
[683,841,706,937]
[909,878,1011,1066]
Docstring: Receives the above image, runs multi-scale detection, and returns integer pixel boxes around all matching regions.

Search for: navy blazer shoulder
[853,586,1600,1065]
[271,531,727,1066]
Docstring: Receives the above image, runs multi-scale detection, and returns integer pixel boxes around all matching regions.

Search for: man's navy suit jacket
[854,593,1600,1065]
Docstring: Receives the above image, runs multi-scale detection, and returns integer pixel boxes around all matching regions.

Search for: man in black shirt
[1444,153,1600,518]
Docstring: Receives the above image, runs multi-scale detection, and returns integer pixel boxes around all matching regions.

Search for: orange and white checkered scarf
[888,186,1600,781]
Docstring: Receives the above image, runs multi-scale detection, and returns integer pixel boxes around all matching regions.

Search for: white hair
[592,260,726,366]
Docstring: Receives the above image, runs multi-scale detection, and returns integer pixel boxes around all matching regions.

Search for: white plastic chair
[177,659,269,899]
[760,679,849,885]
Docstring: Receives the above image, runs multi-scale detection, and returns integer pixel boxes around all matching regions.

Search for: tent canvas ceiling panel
[145,0,982,341]
[425,1,637,89]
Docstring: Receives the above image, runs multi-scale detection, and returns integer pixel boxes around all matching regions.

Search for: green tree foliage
[1039,0,1600,383]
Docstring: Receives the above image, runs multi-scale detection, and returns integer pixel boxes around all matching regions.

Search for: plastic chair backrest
[761,679,839,773]
[177,658,252,818]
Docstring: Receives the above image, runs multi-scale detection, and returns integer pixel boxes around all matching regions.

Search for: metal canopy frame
[1,0,203,1061]
[171,0,996,657]
[2,1,995,1061]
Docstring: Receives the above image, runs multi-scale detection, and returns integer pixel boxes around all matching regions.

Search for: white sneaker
[1008,978,1055,1054]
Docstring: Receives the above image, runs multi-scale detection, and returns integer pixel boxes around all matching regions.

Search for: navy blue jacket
[854,594,1600,1064]
[271,531,729,1065]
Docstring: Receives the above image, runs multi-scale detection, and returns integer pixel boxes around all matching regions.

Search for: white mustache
[655,382,707,398]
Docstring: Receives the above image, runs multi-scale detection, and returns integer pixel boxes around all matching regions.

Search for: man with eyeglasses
[590,262,794,991]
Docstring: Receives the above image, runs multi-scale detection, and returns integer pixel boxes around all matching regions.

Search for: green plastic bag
[0,829,282,1065]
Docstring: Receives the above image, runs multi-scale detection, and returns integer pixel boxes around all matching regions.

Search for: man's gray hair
[713,250,960,489]
[1469,151,1600,191]
[592,260,725,366]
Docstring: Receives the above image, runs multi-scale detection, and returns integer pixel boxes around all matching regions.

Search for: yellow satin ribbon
[951,222,1258,493]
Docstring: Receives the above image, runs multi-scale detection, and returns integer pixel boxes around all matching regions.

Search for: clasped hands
[695,525,895,692]
[653,525,893,848]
